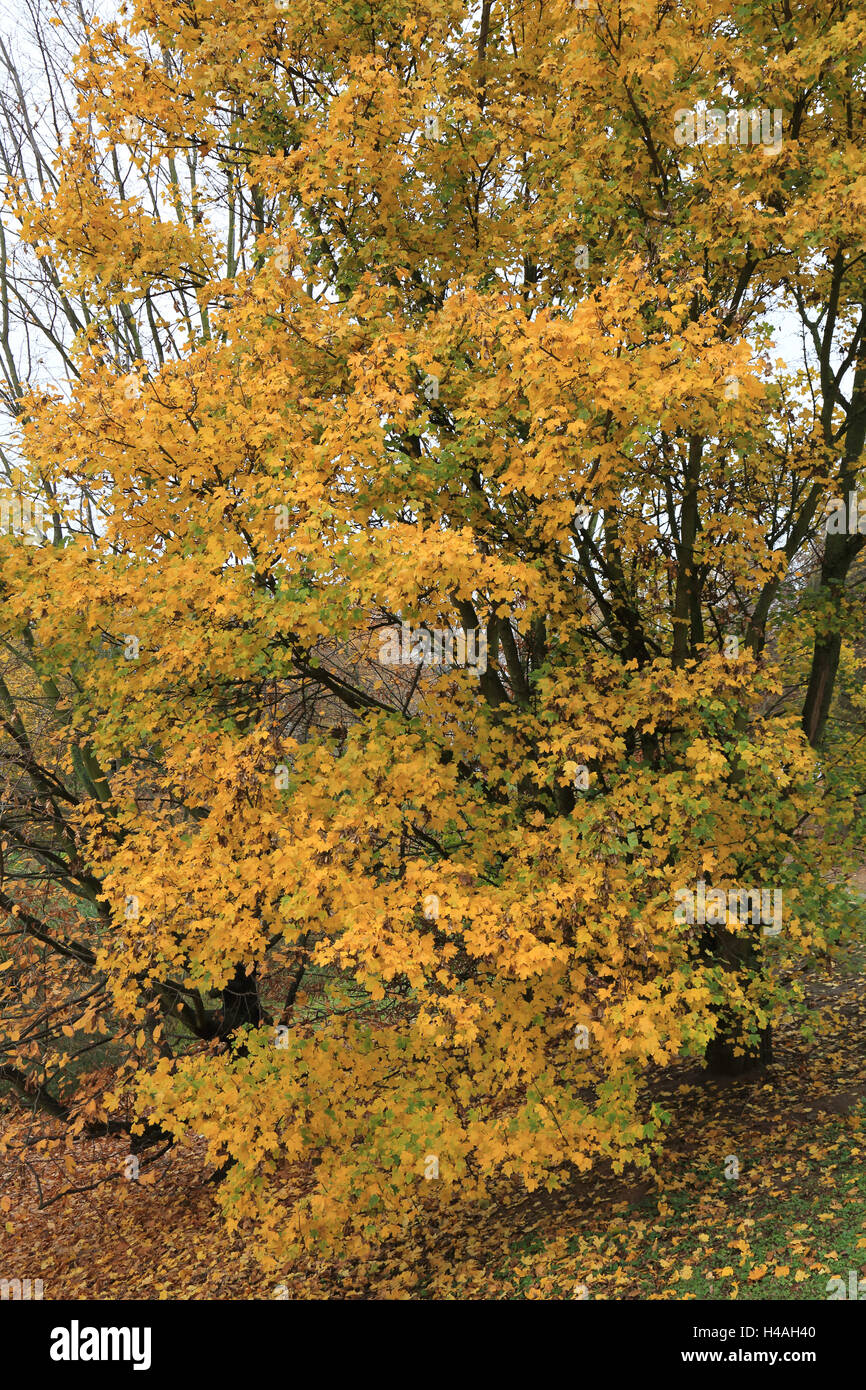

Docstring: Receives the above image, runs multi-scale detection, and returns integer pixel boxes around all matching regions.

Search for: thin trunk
[218,962,263,1041]
[705,1018,773,1076]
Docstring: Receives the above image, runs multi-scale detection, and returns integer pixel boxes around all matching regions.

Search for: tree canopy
[1,0,866,1270]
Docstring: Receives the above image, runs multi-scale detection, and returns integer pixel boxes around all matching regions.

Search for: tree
[2,0,865,1265]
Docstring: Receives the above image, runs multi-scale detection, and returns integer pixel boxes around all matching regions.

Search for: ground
[2,939,864,1300]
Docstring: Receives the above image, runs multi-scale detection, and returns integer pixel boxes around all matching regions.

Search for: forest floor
[2,934,865,1300]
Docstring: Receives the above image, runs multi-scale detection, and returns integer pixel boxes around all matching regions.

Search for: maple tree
[2,0,866,1269]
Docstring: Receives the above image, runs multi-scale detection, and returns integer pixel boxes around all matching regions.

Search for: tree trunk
[705,1019,773,1076]
[218,962,263,1041]
[701,923,772,1076]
